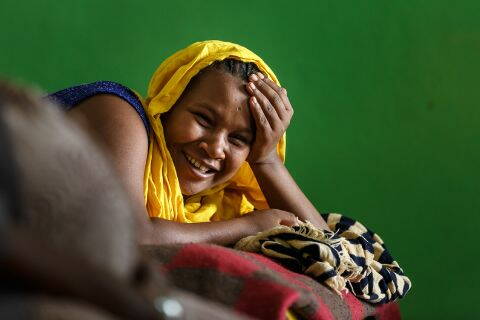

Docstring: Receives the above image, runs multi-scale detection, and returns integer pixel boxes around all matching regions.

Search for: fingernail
[252,96,257,104]
[257,72,264,79]
[249,82,256,90]
[250,74,258,81]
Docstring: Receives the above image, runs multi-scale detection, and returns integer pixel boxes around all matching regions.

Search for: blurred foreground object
[0,79,248,320]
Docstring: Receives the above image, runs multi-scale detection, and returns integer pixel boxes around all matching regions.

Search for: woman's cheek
[233,149,250,170]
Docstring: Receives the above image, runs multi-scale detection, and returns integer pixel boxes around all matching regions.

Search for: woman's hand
[246,72,293,165]
[244,209,300,234]
[243,74,331,231]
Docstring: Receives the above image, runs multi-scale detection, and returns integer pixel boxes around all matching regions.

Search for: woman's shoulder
[48,81,150,133]
[56,82,149,208]
[61,83,150,175]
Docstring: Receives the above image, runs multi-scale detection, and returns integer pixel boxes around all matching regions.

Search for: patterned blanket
[143,242,402,320]
[235,214,411,305]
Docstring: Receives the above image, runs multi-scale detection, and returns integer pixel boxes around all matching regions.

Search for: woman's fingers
[248,94,271,134]
[271,209,300,227]
[258,73,293,115]
[248,82,283,130]
[279,215,300,227]
[248,73,292,129]
[247,77,283,131]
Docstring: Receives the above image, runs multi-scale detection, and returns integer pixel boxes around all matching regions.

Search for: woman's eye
[193,113,211,127]
[229,135,249,147]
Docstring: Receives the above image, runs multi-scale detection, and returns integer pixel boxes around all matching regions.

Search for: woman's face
[162,69,254,196]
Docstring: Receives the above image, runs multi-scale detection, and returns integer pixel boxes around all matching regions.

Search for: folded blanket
[235,213,411,304]
[142,243,401,320]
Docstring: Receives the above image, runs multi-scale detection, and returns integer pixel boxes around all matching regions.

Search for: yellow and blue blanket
[235,213,411,305]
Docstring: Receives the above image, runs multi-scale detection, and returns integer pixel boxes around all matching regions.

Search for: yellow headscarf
[141,40,286,223]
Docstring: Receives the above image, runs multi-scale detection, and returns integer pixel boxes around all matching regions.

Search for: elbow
[137,219,155,245]
[137,217,187,246]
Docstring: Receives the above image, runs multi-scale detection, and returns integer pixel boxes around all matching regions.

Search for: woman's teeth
[185,154,210,173]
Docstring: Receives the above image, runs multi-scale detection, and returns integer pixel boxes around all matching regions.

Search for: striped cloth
[235,213,411,304]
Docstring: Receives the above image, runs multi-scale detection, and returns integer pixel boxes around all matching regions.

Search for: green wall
[2,1,479,318]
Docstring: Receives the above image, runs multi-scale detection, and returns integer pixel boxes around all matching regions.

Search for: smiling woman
[162,66,254,196]
[49,40,329,246]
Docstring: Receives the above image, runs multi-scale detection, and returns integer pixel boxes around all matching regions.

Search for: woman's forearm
[251,157,330,230]
[137,207,301,246]
[139,214,253,246]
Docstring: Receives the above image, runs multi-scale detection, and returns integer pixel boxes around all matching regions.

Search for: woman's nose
[199,133,226,160]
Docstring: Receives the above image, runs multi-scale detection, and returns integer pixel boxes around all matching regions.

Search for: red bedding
[143,243,401,320]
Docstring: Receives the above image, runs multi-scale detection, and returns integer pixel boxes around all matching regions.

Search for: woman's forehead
[183,71,253,129]
[189,69,248,100]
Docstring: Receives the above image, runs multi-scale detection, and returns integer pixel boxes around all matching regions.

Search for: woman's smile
[183,152,218,177]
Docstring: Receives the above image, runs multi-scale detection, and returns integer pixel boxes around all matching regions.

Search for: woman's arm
[66,94,298,246]
[246,73,330,230]
[144,209,297,245]
[250,159,329,230]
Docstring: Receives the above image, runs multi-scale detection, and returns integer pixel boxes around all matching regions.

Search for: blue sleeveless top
[48,81,150,133]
